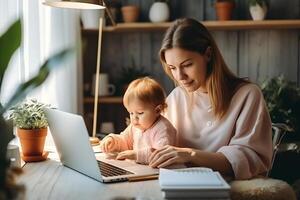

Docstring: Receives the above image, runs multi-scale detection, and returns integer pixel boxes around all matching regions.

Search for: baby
[100,77,177,164]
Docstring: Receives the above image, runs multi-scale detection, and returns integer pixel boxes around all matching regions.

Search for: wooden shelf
[84,97,123,104]
[82,20,300,33]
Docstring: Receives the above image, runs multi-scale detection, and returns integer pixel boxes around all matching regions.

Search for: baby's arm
[100,125,133,153]
[99,135,118,153]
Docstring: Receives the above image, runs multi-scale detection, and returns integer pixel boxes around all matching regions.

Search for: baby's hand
[116,150,136,160]
[100,136,117,153]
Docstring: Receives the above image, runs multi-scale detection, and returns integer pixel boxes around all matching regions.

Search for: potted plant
[214,0,235,21]
[0,19,70,199]
[116,57,149,95]
[261,75,300,184]
[8,99,51,162]
[261,75,300,141]
[248,0,268,20]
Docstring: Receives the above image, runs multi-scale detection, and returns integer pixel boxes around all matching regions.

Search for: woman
[149,18,273,180]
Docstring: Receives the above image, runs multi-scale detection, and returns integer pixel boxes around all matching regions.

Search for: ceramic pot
[121,5,139,23]
[250,3,267,20]
[215,1,235,21]
[17,128,47,156]
[149,2,170,23]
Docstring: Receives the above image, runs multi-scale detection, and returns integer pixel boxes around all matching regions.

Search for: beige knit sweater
[165,83,273,180]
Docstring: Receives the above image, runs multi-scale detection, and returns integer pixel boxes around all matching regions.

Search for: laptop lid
[45,108,103,181]
[44,108,158,183]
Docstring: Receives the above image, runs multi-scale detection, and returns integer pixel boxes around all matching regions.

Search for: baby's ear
[155,105,163,114]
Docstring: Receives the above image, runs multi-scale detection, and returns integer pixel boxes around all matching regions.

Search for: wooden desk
[18,154,164,200]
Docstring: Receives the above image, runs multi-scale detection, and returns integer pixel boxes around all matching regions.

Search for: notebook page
[159,167,223,187]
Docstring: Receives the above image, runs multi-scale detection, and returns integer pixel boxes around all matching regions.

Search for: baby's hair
[123,77,167,111]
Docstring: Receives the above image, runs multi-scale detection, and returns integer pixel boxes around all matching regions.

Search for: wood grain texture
[18,160,164,200]
[212,31,238,74]
[268,0,300,19]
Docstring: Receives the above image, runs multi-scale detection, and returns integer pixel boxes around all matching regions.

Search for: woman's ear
[204,47,212,62]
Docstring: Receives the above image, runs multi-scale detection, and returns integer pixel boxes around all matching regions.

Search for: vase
[149,2,170,23]
[121,5,140,23]
[249,3,267,20]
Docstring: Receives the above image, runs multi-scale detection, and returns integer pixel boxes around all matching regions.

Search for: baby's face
[126,99,160,132]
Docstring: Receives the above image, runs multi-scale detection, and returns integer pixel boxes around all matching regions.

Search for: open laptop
[44,108,158,183]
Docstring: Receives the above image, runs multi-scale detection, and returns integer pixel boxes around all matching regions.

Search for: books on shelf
[159,167,231,199]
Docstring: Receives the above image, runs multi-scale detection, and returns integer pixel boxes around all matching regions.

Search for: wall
[83,0,300,132]
[99,0,300,94]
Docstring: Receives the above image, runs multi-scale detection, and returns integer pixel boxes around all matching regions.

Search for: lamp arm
[92,17,103,138]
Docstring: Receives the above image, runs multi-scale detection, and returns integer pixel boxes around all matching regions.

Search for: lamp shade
[43,1,105,10]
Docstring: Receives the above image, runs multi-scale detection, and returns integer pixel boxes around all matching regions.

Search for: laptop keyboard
[97,160,134,177]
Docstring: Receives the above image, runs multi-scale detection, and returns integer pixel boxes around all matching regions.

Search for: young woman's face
[126,99,160,131]
[164,47,209,92]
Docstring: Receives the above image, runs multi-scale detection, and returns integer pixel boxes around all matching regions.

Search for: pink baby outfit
[165,83,273,180]
[106,115,176,164]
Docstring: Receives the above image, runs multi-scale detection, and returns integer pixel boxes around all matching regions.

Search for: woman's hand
[116,150,136,160]
[100,136,117,153]
[149,145,194,168]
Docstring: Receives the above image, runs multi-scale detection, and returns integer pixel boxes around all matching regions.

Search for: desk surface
[18,153,164,200]
[14,135,164,200]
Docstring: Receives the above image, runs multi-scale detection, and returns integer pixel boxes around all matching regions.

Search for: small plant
[248,0,267,7]
[261,75,300,135]
[8,99,51,129]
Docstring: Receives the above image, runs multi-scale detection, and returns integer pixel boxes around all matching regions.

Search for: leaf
[0,19,21,91]
[0,48,72,115]
[0,117,14,187]
[261,75,300,133]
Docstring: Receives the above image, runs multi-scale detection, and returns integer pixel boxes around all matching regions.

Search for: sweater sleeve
[108,125,134,152]
[136,119,177,164]
[217,85,273,179]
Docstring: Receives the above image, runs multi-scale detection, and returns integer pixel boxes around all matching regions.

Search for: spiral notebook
[159,167,231,199]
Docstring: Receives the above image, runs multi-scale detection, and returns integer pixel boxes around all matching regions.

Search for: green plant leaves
[1,48,72,115]
[0,19,21,92]
[0,17,72,192]
[8,99,51,129]
[0,117,14,187]
[261,75,300,134]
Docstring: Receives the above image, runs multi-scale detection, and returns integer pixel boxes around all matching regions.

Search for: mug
[92,73,116,96]
[100,122,115,134]
[7,144,21,167]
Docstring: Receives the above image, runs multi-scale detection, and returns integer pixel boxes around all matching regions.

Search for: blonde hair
[159,18,249,119]
[123,77,167,111]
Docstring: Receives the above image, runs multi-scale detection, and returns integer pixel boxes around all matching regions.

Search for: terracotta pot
[121,5,139,23]
[17,128,47,156]
[215,1,235,21]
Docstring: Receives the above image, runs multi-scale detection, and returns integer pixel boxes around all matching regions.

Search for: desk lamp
[43,1,105,145]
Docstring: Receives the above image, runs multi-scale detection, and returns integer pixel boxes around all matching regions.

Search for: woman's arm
[149,145,234,177]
